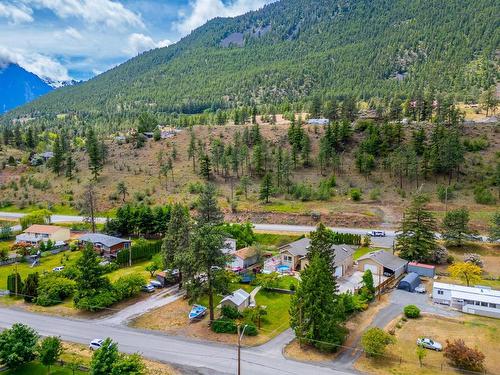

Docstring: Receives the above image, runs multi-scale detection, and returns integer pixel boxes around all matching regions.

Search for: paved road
[0,212,395,247]
[0,307,356,375]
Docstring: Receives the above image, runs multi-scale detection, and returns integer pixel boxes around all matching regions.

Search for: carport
[398,272,421,292]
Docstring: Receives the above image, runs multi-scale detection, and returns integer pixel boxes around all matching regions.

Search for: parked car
[414,285,426,294]
[141,284,155,293]
[417,337,443,351]
[149,280,163,288]
[367,230,386,237]
[89,339,104,351]
[52,266,65,272]
[466,234,483,242]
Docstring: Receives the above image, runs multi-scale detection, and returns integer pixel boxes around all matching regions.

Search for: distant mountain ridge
[0,63,53,114]
[2,0,498,119]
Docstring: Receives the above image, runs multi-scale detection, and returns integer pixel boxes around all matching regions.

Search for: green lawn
[276,275,300,290]
[353,247,387,260]
[107,260,152,283]
[0,204,79,216]
[0,251,81,290]
[254,233,301,247]
[254,290,291,338]
[2,362,86,375]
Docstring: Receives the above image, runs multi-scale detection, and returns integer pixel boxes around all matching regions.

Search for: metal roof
[221,289,250,306]
[280,238,355,266]
[358,250,408,271]
[452,291,500,304]
[433,282,500,298]
[79,233,130,248]
[398,272,421,287]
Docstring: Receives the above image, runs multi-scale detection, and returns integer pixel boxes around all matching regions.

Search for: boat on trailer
[189,304,207,321]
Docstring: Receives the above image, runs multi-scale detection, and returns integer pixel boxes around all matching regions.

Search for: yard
[355,314,500,375]
[131,283,291,346]
[1,362,86,375]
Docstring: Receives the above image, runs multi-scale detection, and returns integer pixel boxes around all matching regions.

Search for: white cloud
[0,46,71,82]
[0,2,33,24]
[175,0,272,35]
[126,33,172,56]
[64,27,83,40]
[28,0,144,29]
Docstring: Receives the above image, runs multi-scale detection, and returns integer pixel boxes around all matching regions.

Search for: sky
[0,0,273,82]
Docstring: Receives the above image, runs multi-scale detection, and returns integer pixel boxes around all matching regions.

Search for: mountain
[42,77,81,89]
[3,0,498,119]
[0,63,53,114]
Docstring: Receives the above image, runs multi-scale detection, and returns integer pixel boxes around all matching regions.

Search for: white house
[432,282,500,319]
[16,225,70,246]
[228,247,259,271]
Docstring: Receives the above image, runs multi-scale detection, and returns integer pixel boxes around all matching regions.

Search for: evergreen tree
[290,254,347,352]
[196,183,223,226]
[412,127,427,156]
[22,272,39,302]
[116,182,128,202]
[308,223,335,272]
[396,194,437,262]
[488,212,500,242]
[259,172,274,203]
[301,133,312,167]
[51,135,64,175]
[86,128,103,180]
[200,155,211,180]
[239,175,250,199]
[188,131,197,172]
[442,208,471,247]
[65,153,75,179]
[252,143,264,176]
[309,96,322,118]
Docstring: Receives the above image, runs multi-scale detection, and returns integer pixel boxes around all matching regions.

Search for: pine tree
[442,208,471,247]
[309,223,335,273]
[252,144,264,176]
[22,272,39,302]
[51,135,64,175]
[239,175,250,199]
[196,183,223,226]
[200,155,211,181]
[65,153,75,179]
[301,133,312,167]
[86,128,103,181]
[259,172,274,203]
[188,131,197,172]
[396,194,437,262]
[290,254,347,352]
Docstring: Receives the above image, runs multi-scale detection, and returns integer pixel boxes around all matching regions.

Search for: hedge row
[116,241,162,265]
[211,318,258,336]
[332,232,361,245]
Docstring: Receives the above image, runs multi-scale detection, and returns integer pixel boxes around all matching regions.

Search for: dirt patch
[130,298,274,346]
[284,340,337,362]
[355,314,500,375]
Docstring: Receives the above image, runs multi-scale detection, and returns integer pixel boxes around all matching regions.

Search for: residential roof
[331,245,356,266]
[399,272,421,287]
[234,247,257,260]
[307,118,330,125]
[280,237,311,257]
[25,225,65,234]
[221,288,250,306]
[452,290,500,304]
[79,233,130,248]
[408,262,435,270]
[433,282,500,298]
[357,250,408,271]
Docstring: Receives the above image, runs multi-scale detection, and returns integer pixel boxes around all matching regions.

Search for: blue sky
[0,0,273,82]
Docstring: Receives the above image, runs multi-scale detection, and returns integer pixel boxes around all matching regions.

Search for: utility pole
[237,323,248,375]
[128,238,132,267]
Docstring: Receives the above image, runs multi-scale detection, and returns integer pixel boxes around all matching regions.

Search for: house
[397,272,421,292]
[220,288,251,312]
[279,238,355,277]
[78,233,131,258]
[159,126,180,139]
[16,225,70,246]
[30,151,54,166]
[432,282,500,319]
[408,262,436,278]
[307,118,330,125]
[228,247,259,271]
[357,250,408,278]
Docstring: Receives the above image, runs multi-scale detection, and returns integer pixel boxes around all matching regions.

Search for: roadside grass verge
[1,362,86,375]
[254,233,302,247]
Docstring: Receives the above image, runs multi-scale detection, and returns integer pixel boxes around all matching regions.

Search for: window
[481,302,487,307]
[489,303,496,309]
[475,301,480,306]
[437,290,444,295]
[284,255,292,262]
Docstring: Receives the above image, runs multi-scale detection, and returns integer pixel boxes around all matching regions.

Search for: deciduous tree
[448,262,481,286]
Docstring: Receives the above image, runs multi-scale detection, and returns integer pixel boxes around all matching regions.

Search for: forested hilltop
[2,0,498,121]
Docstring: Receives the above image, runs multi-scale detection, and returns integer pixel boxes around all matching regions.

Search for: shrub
[36,274,76,306]
[431,246,449,265]
[474,186,496,205]
[404,305,420,319]
[437,185,454,202]
[113,274,146,301]
[7,273,23,295]
[369,188,381,201]
[464,253,483,268]
[221,305,242,320]
[289,283,296,291]
[444,339,485,372]
[211,318,237,334]
[350,188,362,201]
[463,137,489,152]
[74,290,116,311]
[116,240,162,265]
[0,323,39,369]
[361,327,395,357]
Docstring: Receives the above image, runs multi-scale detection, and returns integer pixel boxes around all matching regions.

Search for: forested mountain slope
[0,64,53,114]
[3,0,498,119]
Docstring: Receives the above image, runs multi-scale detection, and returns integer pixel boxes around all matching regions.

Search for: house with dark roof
[356,250,408,278]
[78,233,131,258]
[279,238,356,277]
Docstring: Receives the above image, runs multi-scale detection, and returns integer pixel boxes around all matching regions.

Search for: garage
[363,264,378,275]
[334,265,343,277]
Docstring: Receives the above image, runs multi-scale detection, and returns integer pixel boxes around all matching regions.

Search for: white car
[414,285,426,294]
[141,284,155,293]
[89,339,104,351]
[367,230,386,237]
[149,280,163,288]
[417,337,443,351]
[52,266,65,272]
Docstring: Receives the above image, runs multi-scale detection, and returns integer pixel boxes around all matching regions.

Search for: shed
[220,289,251,312]
[408,262,435,278]
[397,272,421,292]
[357,250,408,278]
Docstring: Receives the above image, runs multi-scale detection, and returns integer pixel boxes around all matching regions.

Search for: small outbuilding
[408,262,436,278]
[220,289,251,312]
[357,250,408,278]
[397,272,421,292]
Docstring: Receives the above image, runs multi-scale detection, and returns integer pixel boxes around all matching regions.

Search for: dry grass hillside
[0,119,498,231]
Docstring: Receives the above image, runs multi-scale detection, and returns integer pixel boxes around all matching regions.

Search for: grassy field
[355,314,500,375]
[253,233,302,248]
[253,290,291,340]
[1,362,86,375]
